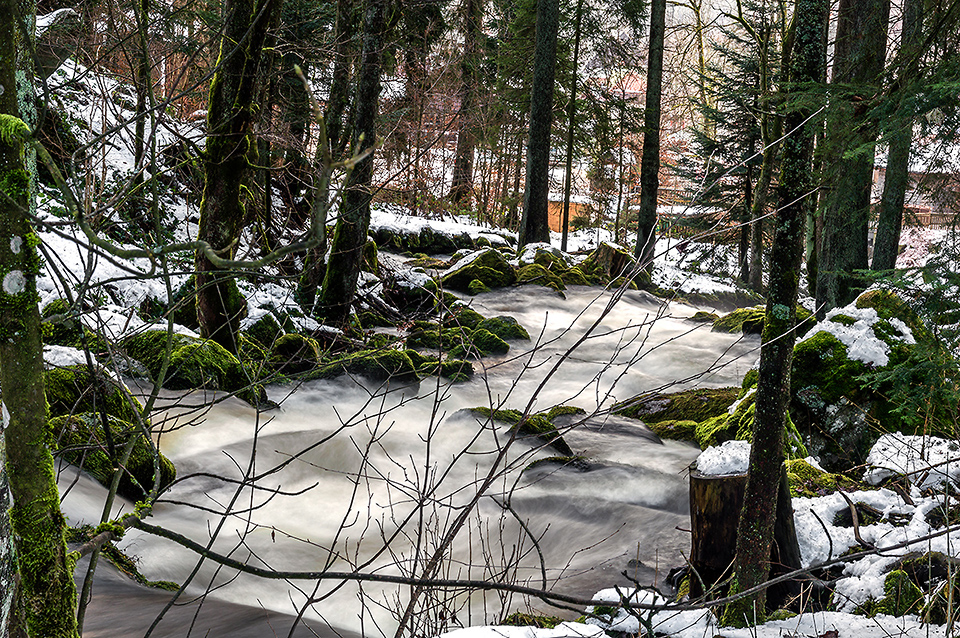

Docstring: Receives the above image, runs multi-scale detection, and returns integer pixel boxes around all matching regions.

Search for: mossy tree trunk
[871,0,922,272]
[634,0,665,272]
[317,0,389,327]
[449,0,481,205]
[1,3,79,636]
[195,0,277,354]
[518,0,559,247]
[724,0,827,625]
[815,0,890,314]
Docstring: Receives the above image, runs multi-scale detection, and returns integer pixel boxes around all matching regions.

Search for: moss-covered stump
[40,298,84,346]
[478,316,530,341]
[468,406,575,455]
[448,328,510,359]
[441,248,517,292]
[45,365,141,423]
[269,333,322,374]
[122,330,251,396]
[578,242,637,283]
[614,387,739,424]
[50,412,176,500]
[314,349,419,382]
[784,458,858,497]
[516,263,566,292]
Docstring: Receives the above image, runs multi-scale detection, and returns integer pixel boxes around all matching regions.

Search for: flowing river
[61,285,759,637]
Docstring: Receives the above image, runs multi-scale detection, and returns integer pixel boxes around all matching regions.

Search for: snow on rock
[370,206,512,247]
[863,433,960,489]
[43,345,87,368]
[583,588,714,636]
[802,304,915,368]
[695,440,750,476]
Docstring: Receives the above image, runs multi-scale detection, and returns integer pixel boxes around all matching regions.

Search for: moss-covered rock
[615,387,739,423]
[688,311,719,324]
[500,612,564,629]
[712,305,813,336]
[245,314,284,349]
[695,391,807,457]
[45,365,141,423]
[477,316,530,341]
[361,239,379,275]
[559,266,591,286]
[469,407,574,455]
[874,570,923,617]
[122,330,249,396]
[448,328,510,359]
[516,263,566,291]
[269,333,322,374]
[441,248,517,292]
[314,349,419,382]
[50,412,176,500]
[578,242,637,283]
[41,298,84,346]
[468,278,491,295]
[648,419,699,442]
[784,458,858,497]
[442,304,486,330]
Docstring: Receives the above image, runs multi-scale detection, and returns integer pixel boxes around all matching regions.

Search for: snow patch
[801,304,915,367]
[863,433,960,489]
[696,440,750,476]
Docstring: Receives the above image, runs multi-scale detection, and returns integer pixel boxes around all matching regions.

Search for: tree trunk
[195,0,276,355]
[871,0,922,272]
[1,4,79,636]
[518,0,559,247]
[318,0,388,327]
[324,0,356,161]
[634,0,666,273]
[559,0,585,252]
[450,0,481,205]
[724,0,827,624]
[815,0,891,313]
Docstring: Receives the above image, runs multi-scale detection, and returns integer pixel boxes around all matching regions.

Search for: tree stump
[688,466,802,606]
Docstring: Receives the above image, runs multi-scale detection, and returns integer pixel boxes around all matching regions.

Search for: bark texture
[871,0,922,272]
[634,0,666,271]
[449,0,481,205]
[724,0,826,624]
[318,0,388,327]
[196,0,276,354]
[518,0,559,247]
[1,5,78,636]
[815,0,890,312]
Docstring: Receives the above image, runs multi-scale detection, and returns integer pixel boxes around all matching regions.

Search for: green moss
[615,387,739,423]
[766,609,797,621]
[313,349,419,382]
[40,298,84,346]
[477,315,530,341]
[649,419,699,442]
[245,313,283,348]
[269,333,321,374]
[516,263,565,291]
[712,306,766,333]
[44,365,142,424]
[67,524,180,590]
[689,311,719,323]
[438,358,474,382]
[696,394,807,457]
[855,289,927,339]
[122,330,250,397]
[545,405,586,420]
[791,331,866,409]
[361,239,379,275]
[500,612,564,629]
[50,412,176,500]
[559,266,591,286]
[784,458,858,497]
[441,248,517,292]
[469,407,573,455]
[468,278,491,295]
[442,304,485,330]
[448,328,510,359]
[876,570,923,617]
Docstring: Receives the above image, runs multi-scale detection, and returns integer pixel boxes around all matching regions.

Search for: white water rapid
[61,286,760,637]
